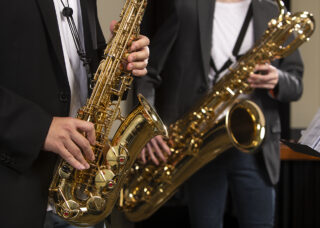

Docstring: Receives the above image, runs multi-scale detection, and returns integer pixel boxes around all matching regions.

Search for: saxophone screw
[107,180,115,190]
[118,155,127,165]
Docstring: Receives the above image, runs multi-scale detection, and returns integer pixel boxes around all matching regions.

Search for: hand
[43,117,96,170]
[127,35,150,77]
[141,135,171,165]
[109,20,150,77]
[247,63,279,90]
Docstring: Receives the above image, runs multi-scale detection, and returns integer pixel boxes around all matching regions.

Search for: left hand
[109,20,150,77]
[247,63,279,90]
[127,35,150,77]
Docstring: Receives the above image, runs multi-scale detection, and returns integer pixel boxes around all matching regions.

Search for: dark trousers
[43,211,105,228]
[186,148,275,228]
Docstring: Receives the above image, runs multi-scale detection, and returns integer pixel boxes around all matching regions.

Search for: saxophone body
[122,0,315,222]
[49,0,168,226]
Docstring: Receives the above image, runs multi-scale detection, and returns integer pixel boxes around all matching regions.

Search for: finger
[147,143,159,166]
[151,139,167,163]
[249,74,275,83]
[249,81,278,89]
[130,35,150,52]
[132,69,148,77]
[141,148,146,164]
[158,136,171,156]
[109,20,118,34]
[64,140,90,169]
[249,84,274,89]
[128,47,149,62]
[254,63,270,72]
[74,120,96,146]
[127,60,148,71]
[70,131,95,161]
[58,144,87,170]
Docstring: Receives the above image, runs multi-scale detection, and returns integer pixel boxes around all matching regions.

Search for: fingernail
[79,164,86,170]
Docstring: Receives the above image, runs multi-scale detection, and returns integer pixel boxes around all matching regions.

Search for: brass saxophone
[121,0,315,222]
[49,0,167,226]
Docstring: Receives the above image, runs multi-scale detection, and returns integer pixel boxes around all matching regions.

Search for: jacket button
[59,92,68,103]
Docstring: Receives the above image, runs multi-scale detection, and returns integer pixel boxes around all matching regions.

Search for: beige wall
[291,0,320,128]
[97,0,124,39]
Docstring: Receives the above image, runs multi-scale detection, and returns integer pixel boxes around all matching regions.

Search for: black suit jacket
[135,0,304,185]
[0,0,105,227]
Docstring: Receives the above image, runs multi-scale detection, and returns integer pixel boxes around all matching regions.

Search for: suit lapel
[80,0,97,54]
[197,0,214,84]
[35,0,67,77]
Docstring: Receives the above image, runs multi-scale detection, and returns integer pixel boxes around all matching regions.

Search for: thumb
[109,20,118,35]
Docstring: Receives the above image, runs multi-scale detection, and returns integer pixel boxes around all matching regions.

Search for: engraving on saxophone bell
[122,0,315,222]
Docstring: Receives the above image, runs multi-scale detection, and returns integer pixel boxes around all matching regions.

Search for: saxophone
[49,0,167,226]
[121,0,315,222]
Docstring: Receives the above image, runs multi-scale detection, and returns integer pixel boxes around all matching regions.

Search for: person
[0,0,150,227]
[135,0,304,227]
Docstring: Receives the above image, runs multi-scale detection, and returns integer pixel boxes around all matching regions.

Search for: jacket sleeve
[134,0,179,106]
[274,47,304,102]
[0,86,52,173]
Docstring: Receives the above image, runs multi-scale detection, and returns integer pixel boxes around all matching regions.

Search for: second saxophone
[122,0,315,222]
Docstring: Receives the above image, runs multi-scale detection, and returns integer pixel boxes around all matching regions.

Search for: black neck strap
[60,0,93,90]
[210,3,253,82]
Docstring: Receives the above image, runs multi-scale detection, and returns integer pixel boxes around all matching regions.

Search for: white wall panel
[291,0,320,128]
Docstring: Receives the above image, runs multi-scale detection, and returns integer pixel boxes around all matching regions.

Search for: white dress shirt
[209,0,254,83]
[53,0,88,117]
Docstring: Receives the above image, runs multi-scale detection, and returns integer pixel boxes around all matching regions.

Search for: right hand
[43,117,96,170]
[141,135,171,165]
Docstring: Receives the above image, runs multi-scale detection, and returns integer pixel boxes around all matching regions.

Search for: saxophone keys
[106,148,118,167]
[118,155,127,165]
[107,180,116,190]
[122,52,130,62]
[59,164,73,179]
[158,165,174,184]
[141,186,153,201]
[95,169,115,189]
[60,200,80,219]
[127,35,137,48]
[87,196,106,213]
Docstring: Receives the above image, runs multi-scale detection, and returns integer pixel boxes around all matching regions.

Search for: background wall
[96,0,320,130]
[97,0,123,38]
[291,0,320,129]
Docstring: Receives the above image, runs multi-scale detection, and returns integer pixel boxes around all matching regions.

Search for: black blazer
[135,0,304,185]
[0,0,105,227]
